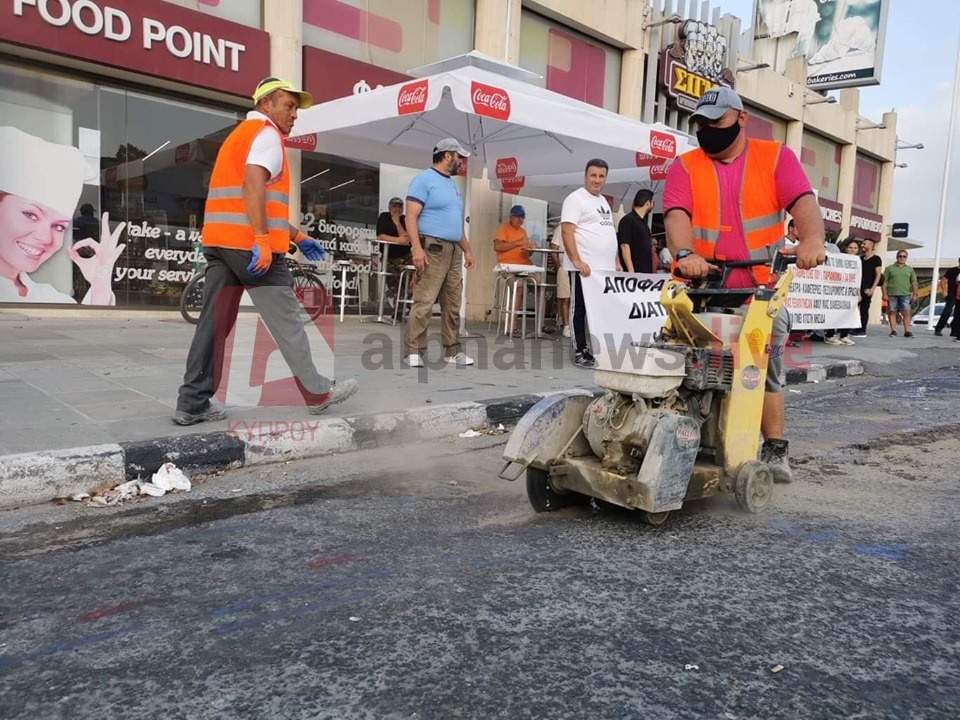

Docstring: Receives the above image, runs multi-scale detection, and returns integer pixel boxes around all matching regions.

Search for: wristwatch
[676,249,694,261]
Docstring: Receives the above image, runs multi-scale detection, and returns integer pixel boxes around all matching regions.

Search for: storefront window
[300,152,381,309]
[0,62,240,307]
[800,131,842,201]
[853,154,881,212]
[519,10,622,112]
[745,106,787,143]
[302,0,475,75]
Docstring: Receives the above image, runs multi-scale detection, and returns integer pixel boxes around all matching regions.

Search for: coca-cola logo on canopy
[495,157,519,179]
[471,81,511,121]
[500,176,526,195]
[285,134,318,152]
[635,152,659,168]
[397,79,428,115]
[649,160,671,181]
[649,130,678,159]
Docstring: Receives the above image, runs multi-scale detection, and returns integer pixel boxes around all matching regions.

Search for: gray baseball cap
[691,87,743,121]
[433,137,471,157]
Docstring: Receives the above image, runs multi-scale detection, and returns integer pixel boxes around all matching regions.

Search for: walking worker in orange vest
[663,87,827,484]
[173,77,358,426]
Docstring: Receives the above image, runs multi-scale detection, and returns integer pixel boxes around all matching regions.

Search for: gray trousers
[176,246,332,413]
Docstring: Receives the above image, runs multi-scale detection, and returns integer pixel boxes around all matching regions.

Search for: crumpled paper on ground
[458,424,507,438]
[76,463,191,507]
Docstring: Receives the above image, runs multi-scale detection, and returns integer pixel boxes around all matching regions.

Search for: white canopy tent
[289,52,686,178]
[288,52,689,332]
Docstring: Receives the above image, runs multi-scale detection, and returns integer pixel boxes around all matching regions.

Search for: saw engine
[584,342,735,475]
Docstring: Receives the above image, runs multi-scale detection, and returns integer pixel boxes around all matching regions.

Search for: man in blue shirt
[404,138,477,367]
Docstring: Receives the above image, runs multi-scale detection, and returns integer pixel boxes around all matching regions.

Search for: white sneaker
[444,352,475,366]
[824,336,841,345]
[404,354,424,368]
[839,337,856,346]
[562,325,571,338]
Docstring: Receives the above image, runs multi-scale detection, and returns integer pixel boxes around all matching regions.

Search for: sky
[716,0,960,260]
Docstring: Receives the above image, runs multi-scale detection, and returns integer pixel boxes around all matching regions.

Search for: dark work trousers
[859,289,874,331]
[570,271,588,354]
[176,246,332,413]
[950,298,960,338]
[935,295,957,333]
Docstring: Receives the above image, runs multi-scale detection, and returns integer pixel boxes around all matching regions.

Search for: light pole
[929,27,960,328]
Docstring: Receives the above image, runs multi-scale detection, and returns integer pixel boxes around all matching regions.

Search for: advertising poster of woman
[0,126,125,304]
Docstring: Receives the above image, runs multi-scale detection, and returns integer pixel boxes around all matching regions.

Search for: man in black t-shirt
[935,258,960,335]
[617,189,655,273]
[376,197,412,301]
[854,238,883,335]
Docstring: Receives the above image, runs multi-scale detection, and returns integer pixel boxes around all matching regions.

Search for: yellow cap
[252,77,313,109]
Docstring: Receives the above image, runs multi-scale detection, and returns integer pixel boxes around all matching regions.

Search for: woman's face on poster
[0,193,70,273]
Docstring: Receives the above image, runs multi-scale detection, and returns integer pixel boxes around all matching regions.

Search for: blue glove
[297,238,326,262]
[247,235,272,278]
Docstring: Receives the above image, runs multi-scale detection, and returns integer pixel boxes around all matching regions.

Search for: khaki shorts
[766,305,792,393]
[555,266,571,299]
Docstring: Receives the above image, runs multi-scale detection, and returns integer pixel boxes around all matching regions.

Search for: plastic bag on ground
[151,462,192,492]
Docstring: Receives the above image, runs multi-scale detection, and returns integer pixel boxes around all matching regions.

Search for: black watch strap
[676,249,694,260]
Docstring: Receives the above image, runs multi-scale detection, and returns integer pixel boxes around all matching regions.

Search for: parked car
[911,301,946,326]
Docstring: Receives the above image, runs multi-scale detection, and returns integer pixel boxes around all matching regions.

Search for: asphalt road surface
[1,365,959,719]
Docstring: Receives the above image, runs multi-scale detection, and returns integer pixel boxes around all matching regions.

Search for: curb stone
[785,358,863,385]
[0,395,553,510]
[0,359,863,510]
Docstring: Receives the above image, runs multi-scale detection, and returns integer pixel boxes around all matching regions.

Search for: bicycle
[179,243,331,324]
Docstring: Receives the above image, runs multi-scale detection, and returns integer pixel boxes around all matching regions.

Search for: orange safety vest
[680,138,785,284]
[202,118,291,253]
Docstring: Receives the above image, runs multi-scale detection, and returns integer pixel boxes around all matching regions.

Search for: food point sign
[2,0,271,97]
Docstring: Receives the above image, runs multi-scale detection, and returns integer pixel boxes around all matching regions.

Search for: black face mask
[696,121,741,155]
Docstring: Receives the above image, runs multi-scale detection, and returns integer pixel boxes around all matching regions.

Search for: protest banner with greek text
[784,253,861,331]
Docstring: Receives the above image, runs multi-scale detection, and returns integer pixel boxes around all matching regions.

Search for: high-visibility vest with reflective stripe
[680,138,785,284]
[202,119,291,253]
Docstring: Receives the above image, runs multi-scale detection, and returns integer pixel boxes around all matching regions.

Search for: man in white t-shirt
[560,158,620,368]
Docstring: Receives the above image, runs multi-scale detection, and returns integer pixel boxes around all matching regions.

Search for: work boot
[761,438,793,484]
[171,404,227,426]
[308,378,359,415]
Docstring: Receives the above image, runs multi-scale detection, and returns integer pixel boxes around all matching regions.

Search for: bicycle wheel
[180,270,206,324]
[291,266,330,321]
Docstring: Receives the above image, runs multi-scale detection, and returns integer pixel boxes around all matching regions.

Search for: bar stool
[490,264,545,340]
[486,271,511,334]
[333,259,362,323]
[392,265,417,325]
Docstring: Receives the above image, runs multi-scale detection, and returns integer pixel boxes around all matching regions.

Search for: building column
[785,119,803,157]
[475,0,521,64]
[263,0,304,224]
[469,0,521,320]
[619,50,645,120]
[875,110,898,262]
[837,143,857,239]
[873,159,896,326]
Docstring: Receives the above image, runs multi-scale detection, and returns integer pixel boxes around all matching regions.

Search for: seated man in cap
[376,196,412,303]
[493,204,541,334]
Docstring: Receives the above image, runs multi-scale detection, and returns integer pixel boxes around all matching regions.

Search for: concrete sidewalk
[0,306,938,507]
